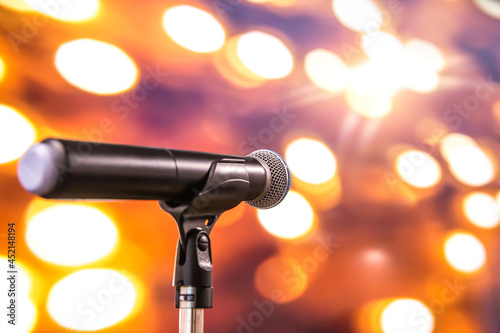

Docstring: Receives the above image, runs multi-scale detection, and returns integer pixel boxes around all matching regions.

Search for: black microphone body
[18,138,273,202]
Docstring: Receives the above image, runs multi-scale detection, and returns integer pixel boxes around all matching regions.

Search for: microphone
[17,138,291,209]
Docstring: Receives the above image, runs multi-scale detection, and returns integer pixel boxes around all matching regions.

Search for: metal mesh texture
[245,149,291,209]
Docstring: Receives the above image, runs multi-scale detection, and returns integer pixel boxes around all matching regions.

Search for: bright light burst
[395,150,442,188]
[236,31,294,79]
[381,299,434,333]
[285,138,337,184]
[345,62,396,118]
[463,192,500,229]
[47,269,137,331]
[26,204,118,266]
[257,191,314,239]
[332,0,383,32]
[304,49,351,93]
[55,39,138,95]
[163,5,226,53]
[24,0,99,22]
[0,104,36,164]
[444,231,486,273]
[361,31,406,64]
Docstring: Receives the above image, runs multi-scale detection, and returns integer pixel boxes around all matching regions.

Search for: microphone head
[245,149,291,209]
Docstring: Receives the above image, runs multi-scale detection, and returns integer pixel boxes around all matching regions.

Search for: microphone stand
[160,159,251,333]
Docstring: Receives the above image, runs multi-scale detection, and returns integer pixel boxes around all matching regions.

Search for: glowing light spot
[440,133,477,161]
[237,31,293,79]
[406,39,445,72]
[332,0,383,32]
[444,232,486,273]
[24,0,99,22]
[345,62,397,118]
[286,138,337,184]
[26,204,118,266]
[0,0,34,12]
[401,53,440,93]
[55,39,138,95]
[304,49,351,93]
[381,299,434,333]
[448,144,495,187]
[48,269,137,331]
[473,0,500,19]
[257,191,314,239]
[0,104,36,164]
[361,31,406,64]
[395,150,441,188]
[254,256,307,303]
[0,260,37,332]
[463,192,500,229]
[0,56,5,81]
[163,5,225,53]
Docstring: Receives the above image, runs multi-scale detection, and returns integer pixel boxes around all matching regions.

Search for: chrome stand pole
[179,308,204,333]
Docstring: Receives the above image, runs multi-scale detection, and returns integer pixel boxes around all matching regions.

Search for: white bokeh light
[381,299,434,333]
[304,49,351,93]
[163,5,226,53]
[395,150,442,188]
[24,0,99,22]
[26,204,118,266]
[47,269,137,331]
[237,31,294,79]
[285,138,337,185]
[447,144,495,187]
[445,232,486,273]
[257,191,314,239]
[55,39,138,95]
[463,192,500,229]
[0,104,36,164]
[332,0,383,32]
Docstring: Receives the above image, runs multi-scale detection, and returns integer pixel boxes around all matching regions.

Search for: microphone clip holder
[160,158,250,332]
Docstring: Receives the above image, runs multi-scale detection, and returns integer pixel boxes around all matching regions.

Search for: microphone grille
[246,149,291,209]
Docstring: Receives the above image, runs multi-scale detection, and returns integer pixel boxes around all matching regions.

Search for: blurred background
[1,0,500,332]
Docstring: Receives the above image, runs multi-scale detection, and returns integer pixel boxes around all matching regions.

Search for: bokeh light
[395,150,442,188]
[162,5,225,53]
[463,192,500,229]
[447,144,495,187]
[0,55,5,81]
[304,49,351,93]
[440,133,495,187]
[236,31,294,79]
[24,0,99,22]
[257,191,314,239]
[345,62,396,118]
[47,269,137,331]
[401,53,440,93]
[380,298,434,333]
[0,260,37,333]
[332,0,383,32]
[0,104,36,164]
[26,204,118,266]
[473,0,500,19]
[285,138,337,184]
[55,39,138,95]
[444,231,486,273]
[0,0,36,12]
[406,38,445,72]
[361,31,406,64]
[254,256,307,303]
